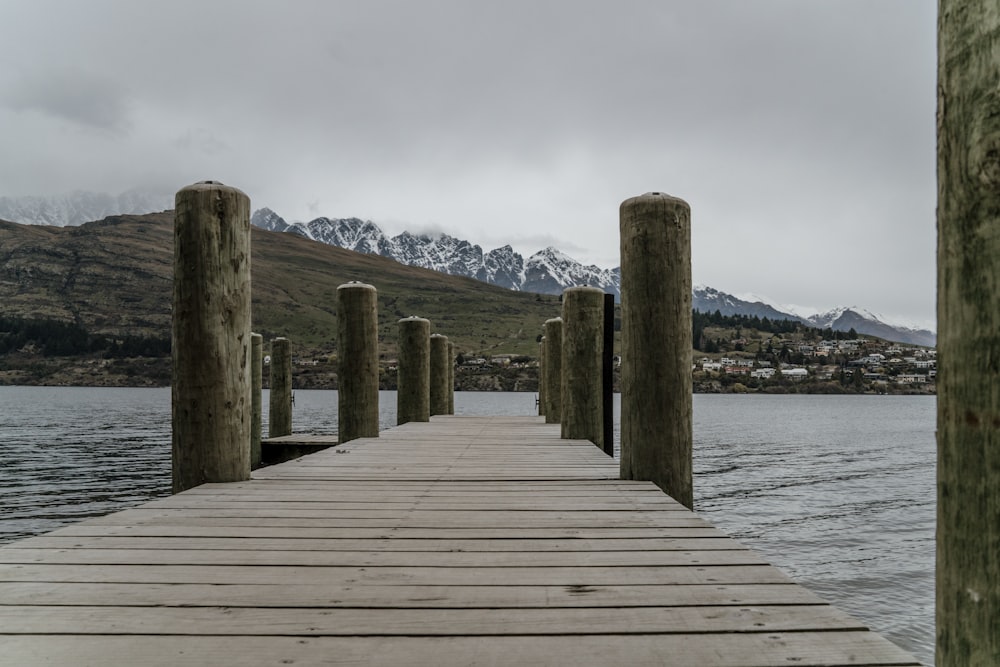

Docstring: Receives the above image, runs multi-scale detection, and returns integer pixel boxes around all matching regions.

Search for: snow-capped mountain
[250,208,935,347]
[804,307,937,347]
[0,190,172,227]
[250,208,620,297]
[693,286,936,347]
[522,247,620,295]
[693,285,800,322]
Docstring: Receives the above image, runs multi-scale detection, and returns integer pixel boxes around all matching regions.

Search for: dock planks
[0,415,921,666]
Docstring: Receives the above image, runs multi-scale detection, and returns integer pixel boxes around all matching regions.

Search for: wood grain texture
[171,181,251,493]
[619,192,693,508]
[337,282,380,443]
[560,286,605,448]
[268,336,292,437]
[936,3,1000,664]
[0,416,919,666]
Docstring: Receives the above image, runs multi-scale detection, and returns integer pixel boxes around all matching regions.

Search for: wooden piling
[397,316,430,425]
[619,192,693,509]
[447,340,455,415]
[250,332,263,470]
[602,292,615,457]
[543,318,562,424]
[936,3,1000,663]
[560,286,605,449]
[430,334,450,416]
[538,338,546,416]
[268,337,292,438]
[171,180,251,493]
[337,282,379,443]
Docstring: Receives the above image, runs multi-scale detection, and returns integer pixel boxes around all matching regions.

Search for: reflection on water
[0,388,933,664]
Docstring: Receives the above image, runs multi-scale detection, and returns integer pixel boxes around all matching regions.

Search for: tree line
[692,309,857,353]
[0,316,170,358]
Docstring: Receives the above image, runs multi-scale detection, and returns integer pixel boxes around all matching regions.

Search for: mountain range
[0,190,172,228]
[0,190,935,346]
[252,208,935,347]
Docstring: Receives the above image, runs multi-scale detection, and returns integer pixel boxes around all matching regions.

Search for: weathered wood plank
[48,524,729,539]
[75,508,714,528]
[0,547,767,567]
[0,634,924,666]
[0,563,795,586]
[0,581,825,608]
[11,536,744,553]
[0,415,919,666]
[0,604,867,635]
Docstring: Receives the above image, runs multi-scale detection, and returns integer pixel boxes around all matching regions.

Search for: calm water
[0,387,934,664]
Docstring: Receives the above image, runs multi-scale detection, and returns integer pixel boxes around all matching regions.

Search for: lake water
[0,387,934,664]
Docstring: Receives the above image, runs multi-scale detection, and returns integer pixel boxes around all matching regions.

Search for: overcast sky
[0,1,937,328]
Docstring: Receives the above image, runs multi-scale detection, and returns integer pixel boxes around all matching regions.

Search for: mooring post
[560,286,605,449]
[171,180,251,493]
[268,337,292,437]
[397,316,430,424]
[602,292,615,457]
[429,333,450,416]
[619,192,693,509]
[337,282,379,443]
[250,332,263,470]
[543,318,562,423]
[538,338,546,417]
[447,340,456,415]
[937,3,1000,663]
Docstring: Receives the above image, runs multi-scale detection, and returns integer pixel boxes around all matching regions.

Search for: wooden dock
[0,416,921,665]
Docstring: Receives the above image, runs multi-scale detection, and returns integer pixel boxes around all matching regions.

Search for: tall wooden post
[937,3,1000,663]
[543,318,562,424]
[538,338,546,417]
[619,192,693,509]
[337,282,379,443]
[429,333,450,416]
[250,332,263,470]
[560,286,604,449]
[397,316,430,425]
[447,340,456,415]
[268,337,292,437]
[171,181,251,493]
[602,292,615,457]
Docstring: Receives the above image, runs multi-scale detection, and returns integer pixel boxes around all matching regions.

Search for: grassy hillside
[0,213,562,360]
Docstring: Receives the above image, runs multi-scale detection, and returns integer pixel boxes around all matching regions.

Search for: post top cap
[176,180,250,199]
[430,333,448,339]
[544,317,563,325]
[620,191,689,209]
[563,285,606,295]
[398,315,430,324]
[337,281,376,291]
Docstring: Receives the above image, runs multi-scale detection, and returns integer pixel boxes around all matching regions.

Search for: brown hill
[0,213,561,359]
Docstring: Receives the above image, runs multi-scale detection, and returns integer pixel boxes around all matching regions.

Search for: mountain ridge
[253,208,935,346]
[0,190,934,346]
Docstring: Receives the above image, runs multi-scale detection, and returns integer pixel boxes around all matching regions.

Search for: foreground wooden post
[543,318,562,423]
[171,181,251,493]
[619,192,693,509]
[447,340,455,415]
[937,4,1000,663]
[429,334,450,416]
[560,286,604,449]
[250,332,263,470]
[268,337,292,437]
[337,282,379,443]
[538,338,546,416]
[397,316,430,424]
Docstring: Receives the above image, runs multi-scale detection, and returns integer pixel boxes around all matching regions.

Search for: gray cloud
[0,0,938,326]
[3,68,131,133]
